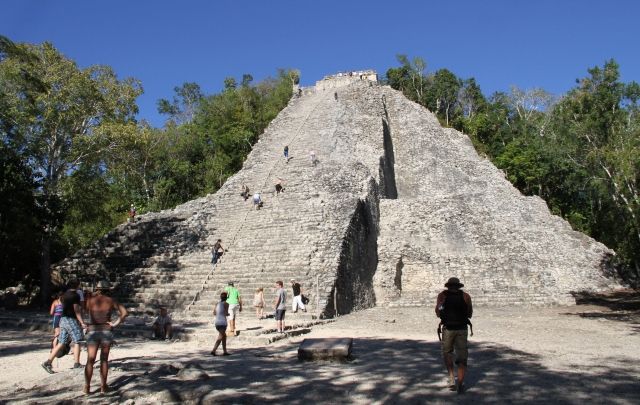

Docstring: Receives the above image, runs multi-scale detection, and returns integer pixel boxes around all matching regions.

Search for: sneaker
[41,361,54,374]
[73,363,83,369]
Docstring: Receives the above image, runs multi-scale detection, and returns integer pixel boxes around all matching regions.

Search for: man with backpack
[435,277,473,394]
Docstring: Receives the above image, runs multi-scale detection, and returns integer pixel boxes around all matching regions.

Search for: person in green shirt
[224,282,242,335]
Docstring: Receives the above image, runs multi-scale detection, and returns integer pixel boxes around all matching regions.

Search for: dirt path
[1,297,639,404]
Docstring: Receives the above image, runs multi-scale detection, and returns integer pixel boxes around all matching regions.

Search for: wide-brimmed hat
[96,280,112,290]
[444,277,464,288]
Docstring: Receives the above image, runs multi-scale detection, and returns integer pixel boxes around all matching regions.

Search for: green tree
[551,61,640,269]
[0,144,42,290]
[431,69,462,126]
[386,54,427,103]
[157,82,203,125]
[0,41,142,304]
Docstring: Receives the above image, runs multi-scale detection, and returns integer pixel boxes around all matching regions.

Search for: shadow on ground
[569,289,640,332]
[6,337,640,404]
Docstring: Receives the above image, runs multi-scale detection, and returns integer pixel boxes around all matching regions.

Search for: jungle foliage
[0,36,293,301]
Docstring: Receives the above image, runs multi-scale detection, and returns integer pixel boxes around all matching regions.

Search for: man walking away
[290,279,306,313]
[224,282,242,335]
[436,277,473,394]
[274,281,287,333]
[83,280,128,394]
[41,279,86,373]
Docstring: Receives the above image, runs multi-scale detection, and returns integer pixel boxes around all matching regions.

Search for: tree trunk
[39,233,51,307]
[445,104,450,126]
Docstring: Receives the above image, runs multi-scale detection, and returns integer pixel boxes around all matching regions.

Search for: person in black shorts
[273,281,287,333]
[212,292,230,356]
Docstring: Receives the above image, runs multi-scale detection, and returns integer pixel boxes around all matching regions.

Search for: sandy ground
[1,294,639,404]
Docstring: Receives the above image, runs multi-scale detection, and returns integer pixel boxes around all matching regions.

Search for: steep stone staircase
[54,80,390,339]
[181,84,386,322]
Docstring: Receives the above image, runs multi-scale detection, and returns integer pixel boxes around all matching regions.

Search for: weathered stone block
[298,338,353,361]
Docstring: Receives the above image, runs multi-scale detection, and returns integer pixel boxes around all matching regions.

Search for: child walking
[49,290,63,350]
[253,288,265,319]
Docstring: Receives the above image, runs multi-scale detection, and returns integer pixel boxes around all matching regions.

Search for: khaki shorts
[228,304,240,320]
[441,328,468,364]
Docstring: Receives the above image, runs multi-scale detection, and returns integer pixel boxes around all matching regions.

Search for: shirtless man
[84,280,128,395]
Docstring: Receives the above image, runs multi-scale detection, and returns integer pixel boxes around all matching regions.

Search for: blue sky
[3,0,639,127]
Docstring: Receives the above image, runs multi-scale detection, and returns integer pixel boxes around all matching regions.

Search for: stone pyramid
[53,72,619,319]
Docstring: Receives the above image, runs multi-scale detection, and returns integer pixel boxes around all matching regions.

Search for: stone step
[180,318,329,344]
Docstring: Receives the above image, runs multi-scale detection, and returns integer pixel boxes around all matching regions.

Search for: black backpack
[440,290,469,329]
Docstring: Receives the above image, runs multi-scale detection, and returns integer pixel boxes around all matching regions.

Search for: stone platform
[298,337,353,361]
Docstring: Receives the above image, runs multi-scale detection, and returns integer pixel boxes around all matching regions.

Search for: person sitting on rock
[152,307,173,340]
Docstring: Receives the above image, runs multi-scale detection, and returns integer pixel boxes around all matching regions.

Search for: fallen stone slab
[297,338,353,361]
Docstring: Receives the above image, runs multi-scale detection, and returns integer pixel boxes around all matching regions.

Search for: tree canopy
[0,36,294,302]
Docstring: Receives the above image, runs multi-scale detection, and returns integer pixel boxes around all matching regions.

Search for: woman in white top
[211,292,230,356]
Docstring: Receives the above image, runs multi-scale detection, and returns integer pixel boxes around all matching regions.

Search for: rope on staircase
[184,93,327,314]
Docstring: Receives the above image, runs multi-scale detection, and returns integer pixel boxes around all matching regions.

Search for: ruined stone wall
[325,178,380,317]
[373,86,620,306]
[315,70,378,91]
